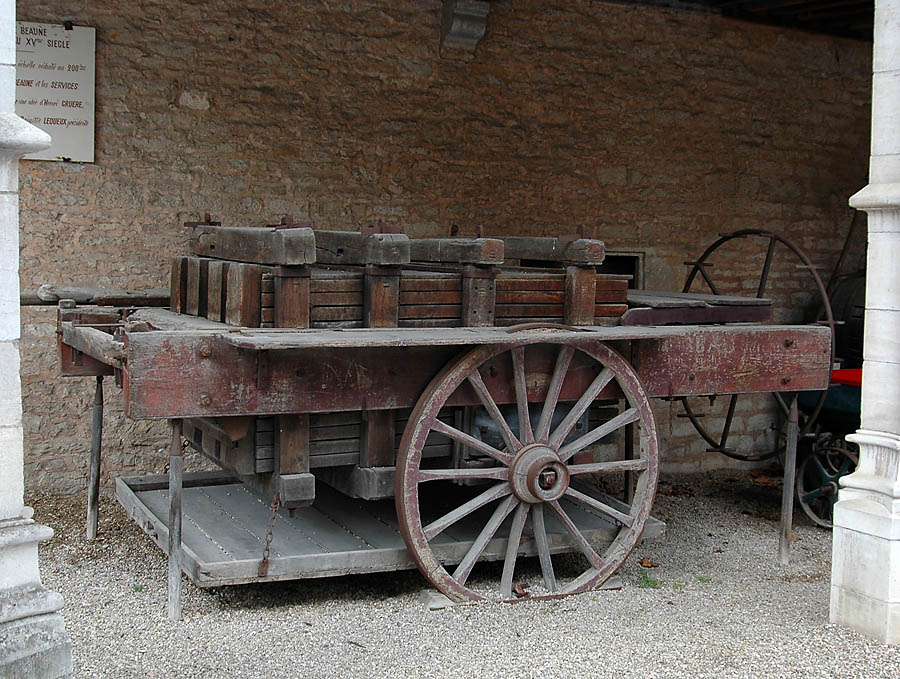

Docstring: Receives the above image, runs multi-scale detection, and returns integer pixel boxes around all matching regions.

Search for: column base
[830,430,900,645]
[0,517,73,677]
[0,610,72,679]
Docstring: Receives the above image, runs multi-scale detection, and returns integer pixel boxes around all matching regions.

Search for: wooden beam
[190,225,316,266]
[315,230,409,266]
[502,236,605,265]
[409,237,503,265]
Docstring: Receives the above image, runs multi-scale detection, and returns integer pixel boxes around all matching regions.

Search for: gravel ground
[29,470,900,679]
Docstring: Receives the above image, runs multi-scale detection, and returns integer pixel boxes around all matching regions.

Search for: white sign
[15,22,95,162]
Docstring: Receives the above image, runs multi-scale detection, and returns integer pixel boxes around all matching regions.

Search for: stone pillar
[0,3,73,676]
[830,0,900,646]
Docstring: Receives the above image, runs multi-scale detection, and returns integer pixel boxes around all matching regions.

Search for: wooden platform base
[116,472,665,589]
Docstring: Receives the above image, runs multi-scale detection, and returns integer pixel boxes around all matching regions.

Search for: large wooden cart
[57,222,832,613]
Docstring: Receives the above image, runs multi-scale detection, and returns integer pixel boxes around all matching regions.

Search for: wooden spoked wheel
[395,339,659,602]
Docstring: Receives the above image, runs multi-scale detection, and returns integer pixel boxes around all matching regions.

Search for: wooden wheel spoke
[452,495,518,586]
[718,394,739,447]
[500,502,530,599]
[511,346,534,445]
[549,367,615,448]
[468,370,521,453]
[423,482,512,541]
[531,503,557,592]
[536,345,575,442]
[431,419,513,466]
[558,407,640,462]
[417,467,509,482]
[548,500,604,569]
[564,487,635,528]
[567,459,647,475]
[757,236,777,298]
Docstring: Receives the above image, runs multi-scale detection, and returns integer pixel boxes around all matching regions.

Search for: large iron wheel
[395,338,659,602]
[796,440,857,528]
[680,229,835,462]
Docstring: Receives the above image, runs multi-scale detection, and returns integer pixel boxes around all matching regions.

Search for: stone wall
[17,0,872,492]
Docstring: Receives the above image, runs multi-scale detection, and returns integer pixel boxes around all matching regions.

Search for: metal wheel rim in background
[680,229,836,462]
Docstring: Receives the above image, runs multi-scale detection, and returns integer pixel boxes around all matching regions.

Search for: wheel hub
[509,444,570,504]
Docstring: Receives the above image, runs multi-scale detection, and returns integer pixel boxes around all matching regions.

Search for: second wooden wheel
[395,338,659,602]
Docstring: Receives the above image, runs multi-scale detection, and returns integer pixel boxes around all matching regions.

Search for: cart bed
[117,472,664,588]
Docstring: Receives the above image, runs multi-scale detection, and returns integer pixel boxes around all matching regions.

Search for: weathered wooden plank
[496,276,565,292]
[123,325,832,419]
[398,290,462,305]
[190,225,316,266]
[631,289,771,307]
[225,263,262,327]
[60,322,125,368]
[400,276,461,292]
[126,307,229,331]
[398,305,462,320]
[364,268,400,328]
[595,277,630,292]
[310,276,362,293]
[633,327,832,397]
[315,230,409,266]
[497,290,564,304]
[273,274,310,329]
[170,257,188,313]
[565,266,597,326]
[279,414,310,475]
[206,260,226,322]
[309,291,365,306]
[397,318,460,328]
[620,304,769,326]
[310,306,364,322]
[462,267,496,327]
[595,304,628,318]
[360,410,395,467]
[595,290,628,303]
[310,424,363,442]
[309,452,360,468]
[502,237,605,265]
[408,237,504,265]
[495,304,564,318]
[185,257,209,318]
[58,340,115,377]
[36,284,169,307]
[310,411,363,426]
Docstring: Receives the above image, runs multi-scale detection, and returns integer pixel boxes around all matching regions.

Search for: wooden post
[170,256,187,313]
[85,376,103,540]
[778,398,799,565]
[461,266,496,327]
[362,265,400,467]
[564,266,597,325]
[168,418,184,621]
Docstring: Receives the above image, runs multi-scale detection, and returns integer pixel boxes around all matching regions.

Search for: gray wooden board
[117,472,665,589]
[215,323,808,352]
[627,290,771,307]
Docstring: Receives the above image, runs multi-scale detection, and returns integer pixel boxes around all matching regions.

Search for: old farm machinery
[56,222,832,614]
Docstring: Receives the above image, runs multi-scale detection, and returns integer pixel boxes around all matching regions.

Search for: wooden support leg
[168,419,184,621]
[86,376,103,540]
[778,398,799,566]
